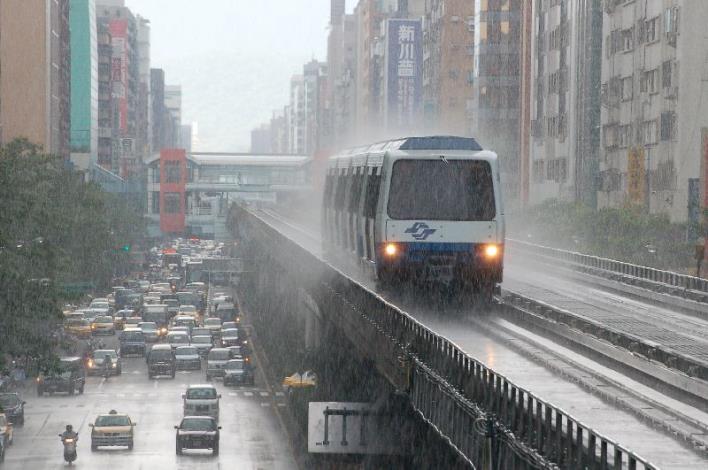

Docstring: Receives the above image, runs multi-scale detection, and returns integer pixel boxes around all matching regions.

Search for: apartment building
[0,0,71,158]
[528,0,603,206]
[599,0,708,222]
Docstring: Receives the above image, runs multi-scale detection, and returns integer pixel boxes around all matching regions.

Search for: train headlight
[484,244,499,259]
[384,243,398,257]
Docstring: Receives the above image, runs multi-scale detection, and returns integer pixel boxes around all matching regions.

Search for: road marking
[132,370,141,374]
[153,380,158,389]
[133,394,142,398]
[277,403,287,407]
[116,393,125,398]
[148,393,157,398]
[275,391,285,397]
[260,402,270,407]
[243,391,253,397]
[228,392,237,397]
[259,391,269,397]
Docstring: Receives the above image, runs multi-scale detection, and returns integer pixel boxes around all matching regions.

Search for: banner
[385,19,423,130]
[627,146,645,204]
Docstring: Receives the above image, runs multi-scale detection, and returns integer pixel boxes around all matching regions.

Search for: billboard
[384,19,423,131]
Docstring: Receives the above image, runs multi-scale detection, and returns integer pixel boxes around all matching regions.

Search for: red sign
[159,149,187,234]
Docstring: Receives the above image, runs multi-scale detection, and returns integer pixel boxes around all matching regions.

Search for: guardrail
[236,205,657,470]
[508,239,708,294]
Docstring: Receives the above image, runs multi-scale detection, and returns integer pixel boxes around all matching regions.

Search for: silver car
[191,335,213,356]
[182,384,220,419]
[175,346,201,370]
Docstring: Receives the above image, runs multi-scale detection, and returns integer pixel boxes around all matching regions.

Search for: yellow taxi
[64,318,92,338]
[0,412,14,448]
[91,316,116,335]
[89,410,136,450]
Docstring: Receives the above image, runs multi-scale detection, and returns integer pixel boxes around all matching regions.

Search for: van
[36,357,85,396]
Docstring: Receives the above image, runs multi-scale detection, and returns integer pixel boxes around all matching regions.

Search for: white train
[322,136,505,292]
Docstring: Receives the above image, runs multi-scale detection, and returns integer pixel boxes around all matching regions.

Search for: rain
[0,0,707,469]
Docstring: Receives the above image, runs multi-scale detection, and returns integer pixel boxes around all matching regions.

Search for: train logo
[405,222,437,241]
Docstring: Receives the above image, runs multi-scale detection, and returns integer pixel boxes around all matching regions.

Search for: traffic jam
[0,238,262,464]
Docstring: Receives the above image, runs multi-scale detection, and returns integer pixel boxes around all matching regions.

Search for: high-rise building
[164,85,182,127]
[327,12,358,149]
[331,0,345,23]
[528,0,603,207]
[0,0,71,158]
[69,0,99,172]
[136,16,151,162]
[250,125,273,154]
[96,20,116,170]
[289,75,305,154]
[469,0,522,206]
[599,0,708,223]
[422,0,475,136]
[97,0,140,177]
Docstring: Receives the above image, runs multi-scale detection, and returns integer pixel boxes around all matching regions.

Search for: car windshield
[93,350,117,359]
[192,328,210,336]
[225,360,244,370]
[140,323,157,330]
[387,159,495,221]
[192,336,211,344]
[95,316,112,323]
[149,350,173,361]
[66,319,89,326]
[205,319,221,327]
[95,415,130,427]
[209,350,230,360]
[222,329,238,338]
[180,418,215,431]
[122,331,144,341]
[186,388,217,399]
[0,394,19,407]
[222,322,237,329]
[169,334,189,343]
[176,347,198,356]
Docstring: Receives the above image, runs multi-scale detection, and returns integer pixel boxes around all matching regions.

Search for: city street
[3,342,296,469]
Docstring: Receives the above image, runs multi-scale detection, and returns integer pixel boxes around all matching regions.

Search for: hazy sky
[124,0,334,151]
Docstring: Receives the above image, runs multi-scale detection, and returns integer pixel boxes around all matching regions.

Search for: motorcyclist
[61,424,78,441]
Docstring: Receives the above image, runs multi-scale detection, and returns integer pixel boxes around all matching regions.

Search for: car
[138,321,159,342]
[91,315,116,335]
[213,302,238,323]
[220,328,240,347]
[87,307,111,322]
[89,298,109,308]
[175,346,202,371]
[0,413,13,449]
[124,316,143,328]
[175,416,220,456]
[87,349,121,376]
[171,316,196,333]
[190,335,213,356]
[182,384,220,419]
[203,317,222,339]
[36,357,85,396]
[0,393,25,425]
[178,305,198,317]
[167,331,190,350]
[147,344,176,378]
[119,328,147,356]
[64,318,92,338]
[221,321,238,331]
[90,410,136,450]
[205,348,231,380]
[222,358,255,386]
[190,327,211,338]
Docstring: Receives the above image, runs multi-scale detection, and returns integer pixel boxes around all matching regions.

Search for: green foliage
[511,200,693,270]
[0,139,145,369]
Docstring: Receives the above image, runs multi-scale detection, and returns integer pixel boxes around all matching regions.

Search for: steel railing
[508,239,708,294]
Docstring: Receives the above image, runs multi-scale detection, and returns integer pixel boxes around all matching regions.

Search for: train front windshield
[388,159,496,221]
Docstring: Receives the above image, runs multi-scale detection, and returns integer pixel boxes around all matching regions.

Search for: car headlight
[384,243,398,257]
[112,363,117,368]
[88,360,94,367]
[484,244,499,259]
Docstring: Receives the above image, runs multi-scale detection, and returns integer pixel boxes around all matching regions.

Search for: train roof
[329,136,493,167]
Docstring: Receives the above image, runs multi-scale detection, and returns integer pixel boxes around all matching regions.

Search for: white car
[190,335,213,356]
[182,384,220,419]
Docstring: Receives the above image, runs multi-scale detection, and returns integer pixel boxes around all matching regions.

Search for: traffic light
[120,244,131,253]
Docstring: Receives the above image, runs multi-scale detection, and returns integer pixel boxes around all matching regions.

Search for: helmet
[66,424,73,432]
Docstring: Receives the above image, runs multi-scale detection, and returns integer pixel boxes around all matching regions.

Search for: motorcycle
[59,434,77,464]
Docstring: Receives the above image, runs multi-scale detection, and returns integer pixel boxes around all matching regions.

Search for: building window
[546,158,567,183]
[164,192,181,214]
[621,27,634,51]
[622,76,633,101]
[640,69,658,94]
[165,161,181,183]
[449,69,459,80]
[642,120,658,145]
[662,61,672,88]
[660,112,676,141]
[151,191,160,214]
[644,17,658,43]
[532,160,545,183]
[618,124,632,148]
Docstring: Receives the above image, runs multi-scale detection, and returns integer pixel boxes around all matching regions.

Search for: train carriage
[322,136,505,293]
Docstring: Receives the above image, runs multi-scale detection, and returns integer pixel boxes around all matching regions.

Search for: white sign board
[308,402,397,455]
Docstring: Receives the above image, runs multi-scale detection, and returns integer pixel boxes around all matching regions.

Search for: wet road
[3,343,296,469]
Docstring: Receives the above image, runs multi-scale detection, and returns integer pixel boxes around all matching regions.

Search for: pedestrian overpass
[145,150,312,239]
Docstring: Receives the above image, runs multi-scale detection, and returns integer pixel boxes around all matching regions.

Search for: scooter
[59,434,77,464]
